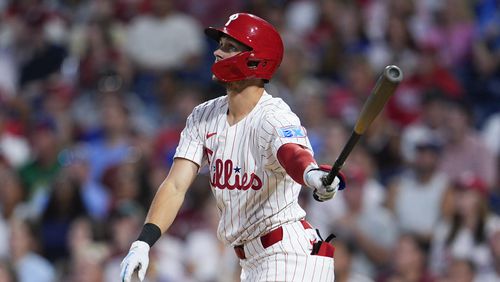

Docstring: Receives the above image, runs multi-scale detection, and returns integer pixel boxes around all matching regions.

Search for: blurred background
[0,0,499,281]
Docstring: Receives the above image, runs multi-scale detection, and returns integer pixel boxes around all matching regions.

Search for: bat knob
[313,192,324,202]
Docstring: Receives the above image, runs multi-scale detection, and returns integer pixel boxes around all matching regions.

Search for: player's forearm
[135,158,198,247]
[145,181,187,234]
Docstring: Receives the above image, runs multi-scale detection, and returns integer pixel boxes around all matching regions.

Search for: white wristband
[303,163,319,189]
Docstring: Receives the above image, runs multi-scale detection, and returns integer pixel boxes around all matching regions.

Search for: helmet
[205,13,284,82]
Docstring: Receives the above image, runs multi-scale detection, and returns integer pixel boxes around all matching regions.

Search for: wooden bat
[321,65,403,187]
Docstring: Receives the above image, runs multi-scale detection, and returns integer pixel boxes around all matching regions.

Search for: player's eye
[217,41,240,53]
[227,44,239,52]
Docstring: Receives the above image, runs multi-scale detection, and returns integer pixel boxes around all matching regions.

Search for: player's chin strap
[311,229,336,258]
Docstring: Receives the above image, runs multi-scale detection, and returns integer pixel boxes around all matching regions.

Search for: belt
[234,219,313,260]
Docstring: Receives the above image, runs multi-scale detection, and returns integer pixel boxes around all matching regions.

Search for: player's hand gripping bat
[321,65,404,187]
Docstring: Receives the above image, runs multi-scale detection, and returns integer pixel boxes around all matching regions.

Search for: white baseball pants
[237,220,335,282]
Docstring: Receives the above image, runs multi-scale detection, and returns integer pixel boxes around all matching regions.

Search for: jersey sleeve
[262,111,313,159]
[174,108,205,166]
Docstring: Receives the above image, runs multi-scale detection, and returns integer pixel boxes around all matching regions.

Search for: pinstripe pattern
[240,221,335,281]
[174,91,334,280]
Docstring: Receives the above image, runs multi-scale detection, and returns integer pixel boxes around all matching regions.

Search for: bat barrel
[320,65,403,196]
[353,65,403,135]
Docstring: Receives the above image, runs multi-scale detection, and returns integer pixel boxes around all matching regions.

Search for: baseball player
[120,13,346,282]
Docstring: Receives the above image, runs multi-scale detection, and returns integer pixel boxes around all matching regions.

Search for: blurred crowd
[0,0,499,281]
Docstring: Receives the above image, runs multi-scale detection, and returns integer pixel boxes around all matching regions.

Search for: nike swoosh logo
[206,132,217,139]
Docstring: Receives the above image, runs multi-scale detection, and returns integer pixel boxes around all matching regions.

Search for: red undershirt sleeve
[277,143,316,186]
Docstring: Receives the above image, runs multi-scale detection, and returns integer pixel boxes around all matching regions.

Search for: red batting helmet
[205,13,284,82]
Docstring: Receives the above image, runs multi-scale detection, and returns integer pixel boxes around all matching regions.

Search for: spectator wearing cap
[387,131,453,243]
[18,118,62,216]
[400,91,449,164]
[429,173,500,277]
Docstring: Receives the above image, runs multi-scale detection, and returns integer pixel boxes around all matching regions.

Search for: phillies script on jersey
[206,147,263,190]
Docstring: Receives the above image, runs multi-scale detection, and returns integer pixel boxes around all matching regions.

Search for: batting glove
[120,240,150,282]
[304,164,346,202]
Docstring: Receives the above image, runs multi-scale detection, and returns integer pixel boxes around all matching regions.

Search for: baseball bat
[321,65,403,187]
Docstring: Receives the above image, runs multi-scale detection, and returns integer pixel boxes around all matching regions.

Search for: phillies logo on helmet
[225,14,239,26]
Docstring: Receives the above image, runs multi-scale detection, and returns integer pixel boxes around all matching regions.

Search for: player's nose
[214,48,225,61]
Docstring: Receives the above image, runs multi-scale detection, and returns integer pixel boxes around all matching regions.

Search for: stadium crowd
[0,0,499,281]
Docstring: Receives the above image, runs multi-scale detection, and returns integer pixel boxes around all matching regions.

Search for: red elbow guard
[277,143,316,185]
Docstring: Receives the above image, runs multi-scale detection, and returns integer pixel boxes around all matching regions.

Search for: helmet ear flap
[212,52,254,82]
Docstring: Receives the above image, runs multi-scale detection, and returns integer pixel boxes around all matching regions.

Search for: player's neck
[226,85,264,126]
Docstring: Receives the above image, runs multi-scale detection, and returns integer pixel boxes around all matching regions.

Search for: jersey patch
[277,126,307,138]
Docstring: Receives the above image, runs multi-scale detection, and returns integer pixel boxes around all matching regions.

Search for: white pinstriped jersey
[174,91,312,246]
